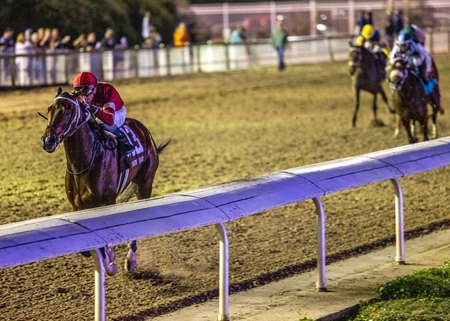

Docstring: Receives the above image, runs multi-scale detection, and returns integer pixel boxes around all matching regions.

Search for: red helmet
[73,71,97,96]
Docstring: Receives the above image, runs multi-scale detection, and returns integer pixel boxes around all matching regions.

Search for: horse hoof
[125,250,137,273]
[102,246,118,276]
[105,262,118,276]
[371,119,385,127]
[80,251,92,258]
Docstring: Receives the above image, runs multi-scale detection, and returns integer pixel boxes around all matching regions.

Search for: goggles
[74,85,95,97]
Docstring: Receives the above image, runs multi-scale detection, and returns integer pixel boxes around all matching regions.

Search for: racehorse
[390,57,442,140]
[348,43,394,128]
[388,57,430,143]
[41,88,169,275]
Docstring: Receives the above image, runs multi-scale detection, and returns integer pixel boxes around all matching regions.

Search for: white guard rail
[1,137,450,321]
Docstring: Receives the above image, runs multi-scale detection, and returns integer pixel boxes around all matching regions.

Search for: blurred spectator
[354,11,368,35]
[73,34,87,51]
[393,10,404,36]
[142,10,152,41]
[86,32,100,51]
[15,32,34,85]
[0,27,15,52]
[173,22,190,47]
[119,36,128,49]
[230,26,247,44]
[272,16,288,71]
[101,28,117,49]
[367,11,373,25]
[0,27,15,80]
[384,13,395,49]
[143,25,162,49]
[49,28,71,50]
[39,28,51,48]
[30,32,40,48]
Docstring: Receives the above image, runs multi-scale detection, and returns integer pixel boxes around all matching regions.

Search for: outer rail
[1,137,450,320]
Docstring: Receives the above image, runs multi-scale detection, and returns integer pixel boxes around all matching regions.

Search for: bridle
[389,58,409,91]
[47,94,99,175]
[45,95,91,143]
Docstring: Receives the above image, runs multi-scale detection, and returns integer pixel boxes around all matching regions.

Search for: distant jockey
[355,24,389,59]
[389,26,434,93]
[388,25,443,113]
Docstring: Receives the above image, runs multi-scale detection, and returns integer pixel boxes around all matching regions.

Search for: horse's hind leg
[371,93,383,126]
[403,119,417,144]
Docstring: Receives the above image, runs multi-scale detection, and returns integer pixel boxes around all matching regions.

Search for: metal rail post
[391,178,406,264]
[90,249,106,321]
[313,197,327,291]
[216,223,230,321]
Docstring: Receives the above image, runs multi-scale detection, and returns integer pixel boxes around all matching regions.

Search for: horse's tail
[156,139,171,154]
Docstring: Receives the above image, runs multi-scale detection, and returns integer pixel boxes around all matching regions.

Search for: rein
[66,140,100,175]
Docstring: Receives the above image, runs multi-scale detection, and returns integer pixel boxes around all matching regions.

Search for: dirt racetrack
[1,56,450,320]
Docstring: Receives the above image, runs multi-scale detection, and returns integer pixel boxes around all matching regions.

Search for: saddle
[89,121,144,172]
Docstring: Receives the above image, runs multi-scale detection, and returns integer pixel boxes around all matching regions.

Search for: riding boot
[113,128,134,154]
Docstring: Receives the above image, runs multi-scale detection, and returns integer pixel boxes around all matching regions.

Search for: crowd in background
[0,9,197,85]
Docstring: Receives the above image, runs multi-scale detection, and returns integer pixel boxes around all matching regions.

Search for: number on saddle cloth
[115,125,145,172]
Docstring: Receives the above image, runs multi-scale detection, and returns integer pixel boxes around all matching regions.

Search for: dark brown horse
[348,44,394,128]
[388,57,430,143]
[41,88,169,275]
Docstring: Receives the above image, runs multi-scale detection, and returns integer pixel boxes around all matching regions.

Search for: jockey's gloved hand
[90,105,100,115]
[83,103,99,115]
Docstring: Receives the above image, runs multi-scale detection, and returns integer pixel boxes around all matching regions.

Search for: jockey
[72,71,134,153]
[389,27,433,90]
[389,26,443,113]
[355,24,388,58]
[355,23,374,48]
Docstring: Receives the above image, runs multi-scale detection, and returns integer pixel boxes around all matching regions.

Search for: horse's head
[388,57,408,91]
[348,46,362,76]
[41,87,89,153]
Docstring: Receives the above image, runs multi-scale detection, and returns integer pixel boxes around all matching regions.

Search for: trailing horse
[388,57,431,143]
[41,88,169,275]
[348,43,394,128]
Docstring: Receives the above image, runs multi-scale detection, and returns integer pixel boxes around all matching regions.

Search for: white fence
[1,137,450,321]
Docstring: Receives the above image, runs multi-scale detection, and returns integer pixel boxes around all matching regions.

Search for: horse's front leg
[420,119,429,141]
[101,246,118,276]
[379,87,395,114]
[352,88,361,128]
[125,240,138,273]
[403,118,416,144]
[393,113,401,139]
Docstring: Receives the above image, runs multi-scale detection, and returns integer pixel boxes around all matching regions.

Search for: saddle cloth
[116,125,145,195]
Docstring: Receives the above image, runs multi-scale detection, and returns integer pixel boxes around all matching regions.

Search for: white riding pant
[114,106,127,127]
